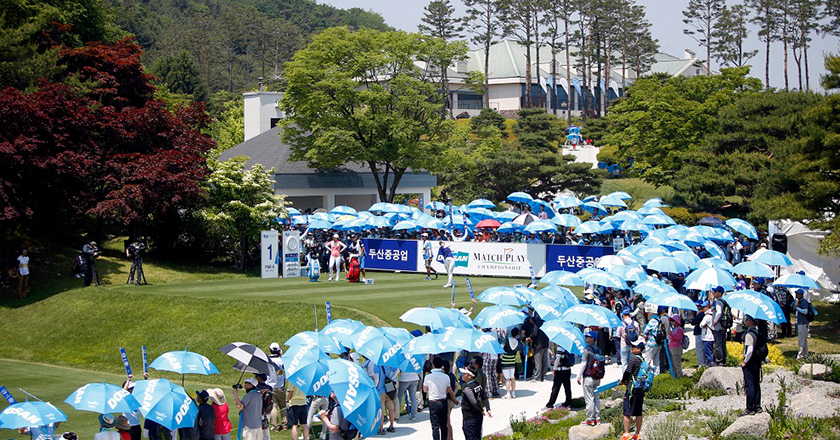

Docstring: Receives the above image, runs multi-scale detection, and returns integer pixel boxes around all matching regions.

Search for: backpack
[719,299,734,329]
[681,333,690,350]
[346,257,360,283]
[340,423,359,440]
[632,356,656,392]
[260,388,273,416]
[71,255,83,276]
[584,348,605,380]
[653,318,666,345]
[805,301,815,323]
[748,327,768,363]
[624,322,639,345]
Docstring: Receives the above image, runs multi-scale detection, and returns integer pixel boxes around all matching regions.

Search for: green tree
[711,3,758,68]
[601,67,762,186]
[463,0,503,108]
[281,27,465,202]
[822,54,840,90]
[206,97,244,159]
[499,0,538,108]
[682,0,725,75]
[200,157,287,270]
[470,107,508,134]
[747,0,781,91]
[151,50,208,101]
[419,0,465,118]
[789,0,821,90]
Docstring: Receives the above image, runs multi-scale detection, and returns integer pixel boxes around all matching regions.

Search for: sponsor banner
[142,345,148,374]
[325,301,333,324]
[422,242,547,278]
[282,231,301,278]
[260,230,280,279]
[363,239,418,271]
[545,244,614,273]
[0,386,17,404]
[120,348,132,376]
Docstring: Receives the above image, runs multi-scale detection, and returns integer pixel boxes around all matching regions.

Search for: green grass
[0,359,242,440]
[599,178,674,209]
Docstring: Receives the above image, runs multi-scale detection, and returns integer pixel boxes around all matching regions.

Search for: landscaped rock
[720,412,770,438]
[568,423,612,440]
[788,388,840,419]
[682,368,696,377]
[798,363,833,380]
[696,367,743,394]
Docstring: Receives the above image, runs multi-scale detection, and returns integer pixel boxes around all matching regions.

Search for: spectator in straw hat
[208,388,232,440]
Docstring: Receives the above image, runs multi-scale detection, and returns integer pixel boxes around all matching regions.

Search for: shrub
[727,341,787,367]
[646,374,695,399]
[796,353,840,383]
[724,435,766,440]
[706,411,737,440]
[645,417,687,440]
[543,406,570,420]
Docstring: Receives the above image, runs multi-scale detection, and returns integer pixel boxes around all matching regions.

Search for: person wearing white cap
[233,378,262,440]
[324,234,347,281]
[794,289,811,359]
[266,343,287,431]
[438,241,455,288]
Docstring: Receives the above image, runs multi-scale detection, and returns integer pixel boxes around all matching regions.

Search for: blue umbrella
[365,216,390,229]
[607,191,633,200]
[732,261,774,278]
[574,220,606,234]
[581,201,607,216]
[553,195,582,209]
[582,195,598,202]
[539,285,580,308]
[472,305,526,329]
[468,199,496,209]
[723,290,787,324]
[528,296,567,320]
[497,221,516,234]
[282,344,332,396]
[662,240,693,253]
[143,388,198,431]
[286,207,301,216]
[754,250,793,267]
[0,402,66,429]
[693,257,734,272]
[608,264,650,283]
[507,192,533,203]
[64,382,141,414]
[633,280,678,298]
[725,218,758,240]
[524,220,556,234]
[326,359,380,438]
[599,195,627,208]
[642,198,668,208]
[466,207,496,221]
[638,206,665,216]
[393,220,419,231]
[671,251,700,268]
[405,333,444,355]
[434,307,475,328]
[478,286,532,306]
[684,267,736,291]
[561,304,623,328]
[436,328,504,354]
[369,202,390,213]
[321,319,365,348]
[381,327,414,345]
[641,214,676,226]
[647,256,689,274]
[579,270,629,290]
[496,211,518,221]
[646,293,698,311]
[703,242,726,259]
[774,273,820,290]
[130,379,184,415]
[308,219,333,230]
[541,320,587,355]
[352,327,405,368]
[552,214,581,228]
[400,307,457,329]
[633,246,672,263]
[330,206,357,216]
[527,199,555,217]
[425,201,446,210]
[149,349,219,376]
[284,331,343,354]
[540,270,585,286]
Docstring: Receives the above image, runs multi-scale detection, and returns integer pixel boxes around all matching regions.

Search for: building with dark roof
[219,126,436,211]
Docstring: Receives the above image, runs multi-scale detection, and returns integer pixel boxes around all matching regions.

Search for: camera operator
[126,238,147,285]
[82,241,100,287]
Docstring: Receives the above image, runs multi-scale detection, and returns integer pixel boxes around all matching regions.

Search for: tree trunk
[782,8,789,91]
[565,19,571,125]
[534,12,542,111]
[605,36,611,113]
[764,7,771,91]
[551,41,558,115]
[484,31,491,108]
[804,39,810,91]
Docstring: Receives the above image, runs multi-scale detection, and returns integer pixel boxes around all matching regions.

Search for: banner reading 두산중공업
[362,239,418,271]
[545,244,614,273]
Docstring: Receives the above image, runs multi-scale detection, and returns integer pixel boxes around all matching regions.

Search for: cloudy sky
[320,0,839,90]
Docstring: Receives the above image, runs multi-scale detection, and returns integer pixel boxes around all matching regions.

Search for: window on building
[457,93,483,110]
[270,118,282,129]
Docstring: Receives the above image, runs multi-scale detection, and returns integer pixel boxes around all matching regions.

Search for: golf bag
[346,256,360,283]
[307,256,321,282]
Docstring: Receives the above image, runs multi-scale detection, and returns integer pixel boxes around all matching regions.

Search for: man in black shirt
[459,367,491,440]
[617,341,646,440]
[522,307,549,381]
[195,391,215,440]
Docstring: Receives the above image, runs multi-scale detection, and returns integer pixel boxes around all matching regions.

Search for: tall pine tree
[463,0,503,108]
[682,0,725,75]
[419,0,465,117]
[711,3,758,68]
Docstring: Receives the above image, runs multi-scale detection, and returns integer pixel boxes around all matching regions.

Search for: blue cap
[622,307,632,316]
[795,289,805,294]
[744,314,755,322]
[755,277,765,284]
[696,300,709,308]
[713,286,724,293]
[586,330,599,340]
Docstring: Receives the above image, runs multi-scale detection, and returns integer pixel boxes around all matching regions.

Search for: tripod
[90,260,100,286]
[127,258,147,285]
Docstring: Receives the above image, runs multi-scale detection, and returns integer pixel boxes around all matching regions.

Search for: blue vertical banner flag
[528,265,536,286]
[120,348,132,376]
[142,346,148,375]
[325,301,333,324]
[465,278,474,299]
[0,385,17,404]
[451,281,456,303]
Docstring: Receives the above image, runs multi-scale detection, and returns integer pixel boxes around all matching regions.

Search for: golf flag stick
[325,301,333,324]
[18,388,42,401]
[465,278,474,300]
[522,345,529,381]
[120,348,132,376]
[0,386,17,404]
[142,346,148,376]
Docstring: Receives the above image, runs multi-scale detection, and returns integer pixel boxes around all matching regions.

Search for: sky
[320,0,839,90]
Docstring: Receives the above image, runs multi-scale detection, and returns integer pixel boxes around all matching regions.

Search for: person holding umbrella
[740,315,764,416]
[195,391,215,440]
[460,366,491,440]
[794,289,811,359]
[233,378,262,440]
